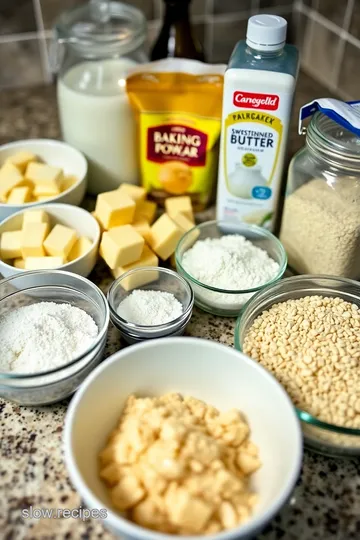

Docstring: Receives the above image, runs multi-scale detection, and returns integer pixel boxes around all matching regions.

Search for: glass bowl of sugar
[107,266,194,344]
[0,270,109,406]
[175,220,287,317]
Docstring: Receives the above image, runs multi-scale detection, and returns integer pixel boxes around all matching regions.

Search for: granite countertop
[0,74,360,540]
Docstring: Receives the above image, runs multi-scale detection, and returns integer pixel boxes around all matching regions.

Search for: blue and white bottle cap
[246,14,287,52]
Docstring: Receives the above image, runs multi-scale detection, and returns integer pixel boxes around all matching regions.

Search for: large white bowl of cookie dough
[64,337,302,540]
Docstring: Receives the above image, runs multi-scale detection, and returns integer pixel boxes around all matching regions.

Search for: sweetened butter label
[224,110,283,198]
[147,125,207,166]
[217,83,293,230]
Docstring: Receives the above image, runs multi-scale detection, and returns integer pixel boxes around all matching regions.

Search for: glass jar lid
[307,112,360,170]
[55,1,146,57]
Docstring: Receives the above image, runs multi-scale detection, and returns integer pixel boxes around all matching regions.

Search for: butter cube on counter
[25,162,63,195]
[165,196,194,223]
[132,220,152,244]
[14,258,25,269]
[134,199,157,224]
[171,212,196,233]
[43,224,77,258]
[95,190,135,230]
[5,151,36,173]
[68,236,92,262]
[24,256,66,270]
[21,222,50,257]
[169,217,199,267]
[22,210,50,227]
[171,212,200,250]
[100,225,144,268]
[0,230,22,259]
[0,163,26,202]
[117,183,146,202]
[111,245,159,290]
[148,213,183,260]
[7,186,32,204]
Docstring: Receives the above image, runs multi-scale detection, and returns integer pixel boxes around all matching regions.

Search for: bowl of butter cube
[0,204,100,278]
[0,139,87,221]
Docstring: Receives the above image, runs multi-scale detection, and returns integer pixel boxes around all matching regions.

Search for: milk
[57,59,138,194]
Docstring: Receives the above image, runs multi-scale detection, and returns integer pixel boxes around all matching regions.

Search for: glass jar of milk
[54,1,147,194]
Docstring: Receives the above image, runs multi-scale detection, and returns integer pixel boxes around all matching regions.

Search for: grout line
[251,0,260,15]
[332,0,355,92]
[44,29,55,39]
[332,0,355,87]
[297,3,341,34]
[342,29,360,49]
[205,10,251,24]
[32,0,52,84]
[258,5,293,16]
[0,31,42,44]
[332,40,346,89]
[298,1,360,50]
[205,0,214,18]
[204,0,215,60]
[192,13,210,24]
[301,13,314,69]
[300,9,339,90]
[207,5,292,25]
[343,0,355,32]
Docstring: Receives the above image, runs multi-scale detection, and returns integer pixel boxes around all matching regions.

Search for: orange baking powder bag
[126,59,225,210]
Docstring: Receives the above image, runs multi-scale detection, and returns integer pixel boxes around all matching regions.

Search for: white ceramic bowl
[0,203,100,278]
[64,337,302,540]
[0,139,87,221]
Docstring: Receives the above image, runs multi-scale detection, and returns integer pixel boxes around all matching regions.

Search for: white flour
[0,302,98,374]
[182,234,280,307]
[117,290,183,325]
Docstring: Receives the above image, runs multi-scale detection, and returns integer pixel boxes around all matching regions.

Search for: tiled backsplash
[0,0,359,100]
[0,0,292,89]
[293,0,360,99]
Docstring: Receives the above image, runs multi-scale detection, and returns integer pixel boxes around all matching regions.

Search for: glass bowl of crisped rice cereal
[235,275,360,458]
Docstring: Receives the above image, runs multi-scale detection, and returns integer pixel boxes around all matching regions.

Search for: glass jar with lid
[280,111,360,279]
[53,1,147,194]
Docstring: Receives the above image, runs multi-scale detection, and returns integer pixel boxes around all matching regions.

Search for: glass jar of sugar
[53,1,147,194]
[280,111,360,278]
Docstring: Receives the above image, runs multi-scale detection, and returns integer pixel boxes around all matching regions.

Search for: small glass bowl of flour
[176,220,287,317]
[107,267,194,344]
[0,270,109,406]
